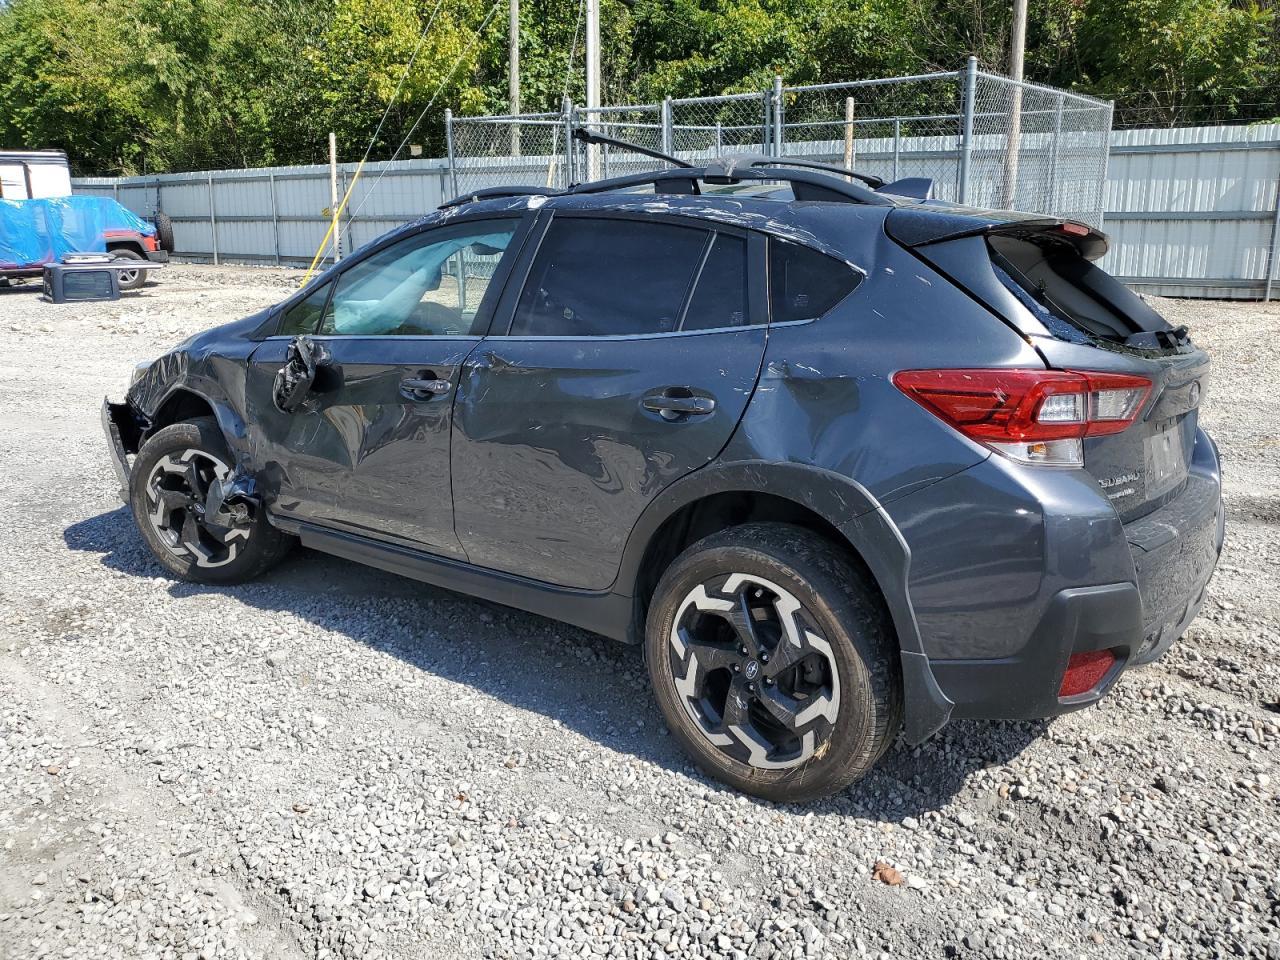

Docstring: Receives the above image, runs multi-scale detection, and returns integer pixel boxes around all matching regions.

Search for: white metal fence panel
[74,121,1280,300]
[75,160,451,265]
[1099,125,1280,299]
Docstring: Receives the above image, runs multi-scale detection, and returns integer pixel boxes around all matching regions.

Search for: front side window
[508,218,709,337]
[769,238,861,323]
[317,219,519,337]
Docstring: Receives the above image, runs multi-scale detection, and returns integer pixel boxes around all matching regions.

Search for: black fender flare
[613,459,954,743]
[135,376,250,461]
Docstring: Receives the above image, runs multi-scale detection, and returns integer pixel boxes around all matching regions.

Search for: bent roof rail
[440,164,898,210]
[441,126,898,210]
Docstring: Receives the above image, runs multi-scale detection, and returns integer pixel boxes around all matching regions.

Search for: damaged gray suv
[103,148,1223,801]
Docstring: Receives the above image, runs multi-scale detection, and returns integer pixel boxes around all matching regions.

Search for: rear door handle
[642,392,716,420]
[401,376,452,400]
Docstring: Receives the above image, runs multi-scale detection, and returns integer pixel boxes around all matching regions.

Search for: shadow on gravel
[65,506,1043,819]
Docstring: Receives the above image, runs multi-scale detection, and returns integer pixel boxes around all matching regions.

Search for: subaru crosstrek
[102,152,1223,801]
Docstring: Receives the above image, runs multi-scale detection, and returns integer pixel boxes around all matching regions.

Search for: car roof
[440,189,893,265]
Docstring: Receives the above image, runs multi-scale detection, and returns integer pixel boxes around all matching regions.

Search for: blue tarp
[0,196,155,269]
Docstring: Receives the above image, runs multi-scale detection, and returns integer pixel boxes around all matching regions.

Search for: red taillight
[1058,649,1116,697]
[892,368,1151,465]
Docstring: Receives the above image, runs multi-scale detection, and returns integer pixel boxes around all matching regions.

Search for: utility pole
[1002,0,1028,208]
[585,0,601,180]
[509,0,521,156]
[1009,0,1026,83]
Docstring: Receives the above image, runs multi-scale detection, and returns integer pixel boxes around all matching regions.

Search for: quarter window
[508,218,708,337]
[769,238,861,323]
[316,219,519,336]
[683,233,749,331]
[278,280,331,336]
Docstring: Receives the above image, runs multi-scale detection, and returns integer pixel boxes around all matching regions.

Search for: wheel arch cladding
[617,460,954,743]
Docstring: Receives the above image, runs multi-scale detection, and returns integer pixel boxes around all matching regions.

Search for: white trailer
[0,150,73,199]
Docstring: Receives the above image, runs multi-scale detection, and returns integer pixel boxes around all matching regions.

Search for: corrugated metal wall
[74,159,452,267]
[74,124,1280,299]
[1100,125,1280,299]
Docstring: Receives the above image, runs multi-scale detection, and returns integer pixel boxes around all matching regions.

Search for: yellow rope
[300,159,367,287]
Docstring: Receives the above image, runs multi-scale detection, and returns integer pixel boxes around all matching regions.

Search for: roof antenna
[571,127,694,169]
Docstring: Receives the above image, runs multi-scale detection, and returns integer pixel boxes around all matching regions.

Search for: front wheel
[128,418,293,584]
[646,523,901,802]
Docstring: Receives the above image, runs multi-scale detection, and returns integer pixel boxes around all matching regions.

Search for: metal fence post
[563,98,576,186]
[761,89,771,155]
[771,76,785,157]
[1097,100,1115,229]
[893,118,902,181]
[445,108,458,198]
[207,173,219,265]
[958,56,977,205]
[661,97,673,156]
[1047,95,1064,214]
[1265,166,1280,301]
[268,171,280,266]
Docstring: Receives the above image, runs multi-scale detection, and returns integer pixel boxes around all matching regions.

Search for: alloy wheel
[667,573,841,769]
[143,448,251,568]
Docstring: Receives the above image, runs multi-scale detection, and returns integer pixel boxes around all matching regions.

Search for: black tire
[645,522,901,802]
[129,418,293,585]
[110,248,148,291]
[153,212,175,253]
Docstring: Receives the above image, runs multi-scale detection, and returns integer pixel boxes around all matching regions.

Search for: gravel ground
[0,265,1277,960]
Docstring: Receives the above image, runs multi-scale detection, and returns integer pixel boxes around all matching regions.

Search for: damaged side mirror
[273,335,339,413]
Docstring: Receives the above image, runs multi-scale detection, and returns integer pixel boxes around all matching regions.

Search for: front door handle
[642,391,716,420]
[401,376,452,400]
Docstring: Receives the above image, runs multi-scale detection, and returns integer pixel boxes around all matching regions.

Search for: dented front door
[244,335,479,558]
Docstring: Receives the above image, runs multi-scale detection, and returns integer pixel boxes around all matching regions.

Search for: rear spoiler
[885,206,1109,260]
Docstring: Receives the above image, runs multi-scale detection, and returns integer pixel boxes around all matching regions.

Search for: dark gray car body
[105,187,1224,745]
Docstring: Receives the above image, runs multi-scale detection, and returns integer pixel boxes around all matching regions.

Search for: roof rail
[565,164,895,206]
[439,185,564,209]
[438,130,899,209]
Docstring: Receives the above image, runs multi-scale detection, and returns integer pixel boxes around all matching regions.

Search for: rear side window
[769,238,861,323]
[683,233,749,331]
[509,218,708,337]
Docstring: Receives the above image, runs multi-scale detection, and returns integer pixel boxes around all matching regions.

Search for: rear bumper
[891,427,1223,732]
[145,250,169,264]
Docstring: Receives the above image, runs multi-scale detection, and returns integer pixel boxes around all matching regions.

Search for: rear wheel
[645,523,901,802]
[129,418,293,584]
[111,248,148,290]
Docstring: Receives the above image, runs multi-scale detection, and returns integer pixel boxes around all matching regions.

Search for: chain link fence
[669,92,772,165]
[445,60,1112,227]
[777,73,966,201]
[963,71,1113,224]
[447,110,573,199]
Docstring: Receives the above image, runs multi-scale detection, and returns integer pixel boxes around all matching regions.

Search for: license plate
[1145,422,1187,498]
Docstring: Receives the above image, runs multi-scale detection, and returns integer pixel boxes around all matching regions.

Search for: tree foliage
[0,0,1274,175]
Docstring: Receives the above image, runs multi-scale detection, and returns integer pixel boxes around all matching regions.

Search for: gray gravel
[1,265,1277,960]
